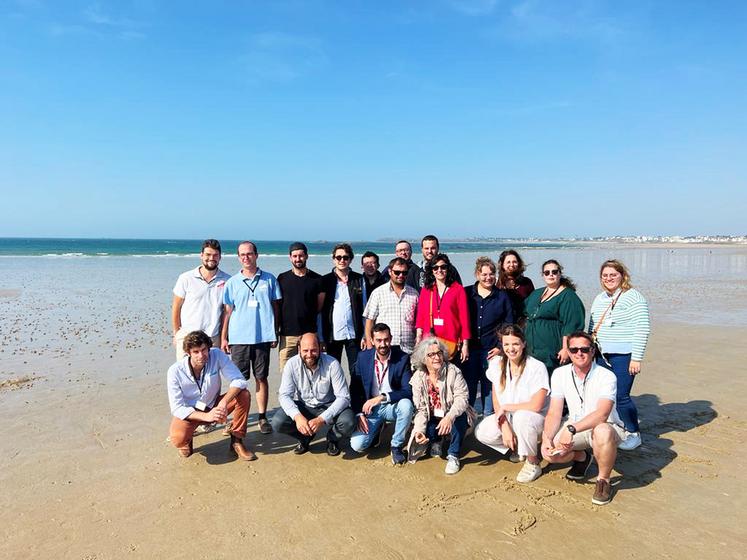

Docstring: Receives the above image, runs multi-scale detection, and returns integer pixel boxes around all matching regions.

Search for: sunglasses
[432,265,448,271]
[391,269,407,276]
[333,255,351,261]
[568,346,592,354]
[543,269,560,276]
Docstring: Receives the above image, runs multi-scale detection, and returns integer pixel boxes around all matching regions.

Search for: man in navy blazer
[349,323,414,465]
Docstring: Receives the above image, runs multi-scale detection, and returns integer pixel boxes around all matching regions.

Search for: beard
[203,262,218,271]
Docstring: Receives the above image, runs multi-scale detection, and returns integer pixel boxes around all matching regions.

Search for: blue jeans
[425,413,468,457]
[350,399,415,451]
[600,353,639,433]
[463,347,494,415]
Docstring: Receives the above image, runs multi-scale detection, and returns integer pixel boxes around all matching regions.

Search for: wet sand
[1,246,746,559]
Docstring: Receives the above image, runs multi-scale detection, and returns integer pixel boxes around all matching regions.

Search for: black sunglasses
[334,255,351,261]
[391,269,407,276]
[568,346,592,354]
[543,269,560,276]
[432,265,448,271]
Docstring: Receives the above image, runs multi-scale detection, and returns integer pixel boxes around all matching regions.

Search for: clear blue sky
[2,0,745,239]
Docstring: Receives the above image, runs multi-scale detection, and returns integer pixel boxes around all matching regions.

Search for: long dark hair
[423,253,457,289]
[496,249,526,289]
[496,324,527,391]
[542,259,577,291]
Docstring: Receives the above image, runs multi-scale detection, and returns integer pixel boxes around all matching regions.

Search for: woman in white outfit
[475,324,549,483]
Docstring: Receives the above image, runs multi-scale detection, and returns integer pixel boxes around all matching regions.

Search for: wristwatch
[566,424,577,435]
[380,393,389,404]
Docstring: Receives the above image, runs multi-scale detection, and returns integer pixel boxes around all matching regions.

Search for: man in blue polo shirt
[221,241,282,435]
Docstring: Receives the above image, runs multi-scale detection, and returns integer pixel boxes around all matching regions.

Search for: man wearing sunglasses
[405,234,461,290]
[319,243,365,373]
[362,257,419,354]
[540,331,628,506]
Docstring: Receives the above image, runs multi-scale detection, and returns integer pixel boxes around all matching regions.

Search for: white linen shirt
[167,348,247,420]
[173,267,230,337]
[486,355,550,412]
[550,362,623,426]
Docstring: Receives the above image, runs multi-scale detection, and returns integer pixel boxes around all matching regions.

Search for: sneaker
[566,451,593,481]
[508,452,523,463]
[293,438,310,455]
[592,478,613,505]
[429,441,443,459]
[326,438,341,457]
[444,454,460,475]
[258,418,273,435]
[391,446,406,465]
[194,423,213,435]
[222,423,233,436]
[516,460,542,483]
[618,432,641,451]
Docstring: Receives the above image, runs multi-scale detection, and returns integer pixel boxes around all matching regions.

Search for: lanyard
[188,361,205,394]
[434,285,448,314]
[571,365,590,406]
[243,270,261,296]
[375,358,389,386]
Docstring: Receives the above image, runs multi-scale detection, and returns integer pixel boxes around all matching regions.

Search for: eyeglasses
[391,270,407,276]
[333,255,351,261]
[568,346,592,354]
[427,351,444,358]
[432,265,448,271]
[543,269,560,276]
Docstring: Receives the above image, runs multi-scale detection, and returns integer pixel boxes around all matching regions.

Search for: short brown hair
[182,330,213,353]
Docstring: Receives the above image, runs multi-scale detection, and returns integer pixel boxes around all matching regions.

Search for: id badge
[434,407,445,418]
[195,400,208,412]
[247,300,259,308]
[433,318,444,327]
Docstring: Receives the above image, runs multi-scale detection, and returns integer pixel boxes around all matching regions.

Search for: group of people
[167,236,651,505]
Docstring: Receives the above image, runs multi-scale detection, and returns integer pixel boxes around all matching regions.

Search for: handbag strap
[592,291,622,337]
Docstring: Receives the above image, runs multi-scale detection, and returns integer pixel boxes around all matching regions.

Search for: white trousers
[475,410,544,458]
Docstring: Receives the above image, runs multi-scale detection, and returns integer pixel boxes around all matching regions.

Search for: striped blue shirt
[588,288,651,361]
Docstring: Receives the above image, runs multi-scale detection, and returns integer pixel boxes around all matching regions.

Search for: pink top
[416,282,471,344]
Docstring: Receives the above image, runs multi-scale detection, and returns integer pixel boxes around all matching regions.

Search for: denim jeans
[463,347,494,415]
[349,399,415,451]
[600,353,638,433]
[425,412,468,457]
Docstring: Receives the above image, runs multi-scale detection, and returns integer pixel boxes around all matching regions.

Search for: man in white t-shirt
[171,239,231,361]
[541,331,627,506]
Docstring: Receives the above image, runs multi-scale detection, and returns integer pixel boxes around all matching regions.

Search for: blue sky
[1,0,745,239]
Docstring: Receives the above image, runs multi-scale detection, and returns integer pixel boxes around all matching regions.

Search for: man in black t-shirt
[276,242,323,372]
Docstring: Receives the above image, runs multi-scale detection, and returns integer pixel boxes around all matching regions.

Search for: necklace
[540,287,558,303]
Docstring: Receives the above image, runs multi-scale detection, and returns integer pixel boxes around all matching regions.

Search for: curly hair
[411,336,449,372]
[182,330,213,353]
[496,249,526,289]
[423,253,457,288]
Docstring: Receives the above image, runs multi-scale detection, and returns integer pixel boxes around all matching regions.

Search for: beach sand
[1,246,745,559]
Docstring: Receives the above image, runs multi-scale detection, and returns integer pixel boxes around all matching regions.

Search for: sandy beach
[1,244,746,559]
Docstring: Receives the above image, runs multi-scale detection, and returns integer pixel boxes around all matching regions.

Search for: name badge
[247,300,259,308]
[195,400,208,412]
[434,407,445,418]
[433,318,444,327]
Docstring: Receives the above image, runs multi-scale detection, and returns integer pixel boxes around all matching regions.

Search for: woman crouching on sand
[588,259,651,451]
[407,336,470,475]
[475,324,549,483]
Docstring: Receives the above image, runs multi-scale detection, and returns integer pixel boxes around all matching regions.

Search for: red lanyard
[375,359,389,386]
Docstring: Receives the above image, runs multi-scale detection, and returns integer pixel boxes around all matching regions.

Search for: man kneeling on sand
[167,330,256,461]
[271,333,355,456]
[541,331,628,505]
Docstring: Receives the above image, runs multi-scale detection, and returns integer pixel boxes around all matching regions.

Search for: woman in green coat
[523,259,585,375]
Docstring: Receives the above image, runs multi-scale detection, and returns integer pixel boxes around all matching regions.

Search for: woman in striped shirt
[588,259,651,451]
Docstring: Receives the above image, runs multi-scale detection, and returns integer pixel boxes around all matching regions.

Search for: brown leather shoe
[177,440,193,458]
[230,435,257,461]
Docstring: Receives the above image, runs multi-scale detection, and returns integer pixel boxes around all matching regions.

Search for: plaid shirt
[362,282,419,353]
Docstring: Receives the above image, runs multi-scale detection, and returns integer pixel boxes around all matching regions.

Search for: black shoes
[391,446,406,465]
[294,438,310,455]
[326,438,341,456]
[566,451,593,480]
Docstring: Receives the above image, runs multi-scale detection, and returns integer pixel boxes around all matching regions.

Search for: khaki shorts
[278,335,302,372]
[555,420,626,451]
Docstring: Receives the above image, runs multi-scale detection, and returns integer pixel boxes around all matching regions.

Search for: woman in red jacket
[415,253,471,363]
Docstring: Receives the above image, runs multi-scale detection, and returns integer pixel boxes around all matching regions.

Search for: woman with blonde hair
[588,259,651,451]
[475,324,549,483]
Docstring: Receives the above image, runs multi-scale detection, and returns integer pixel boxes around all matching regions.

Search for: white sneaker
[618,432,642,451]
[445,455,460,475]
[194,423,214,435]
[516,460,542,483]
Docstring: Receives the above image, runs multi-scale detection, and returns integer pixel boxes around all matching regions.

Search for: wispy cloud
[80,2,147,39]
[242,32,328,84]
[446,0,499,16]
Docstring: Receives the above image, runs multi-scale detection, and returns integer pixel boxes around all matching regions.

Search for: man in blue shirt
[221,241,282,435]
